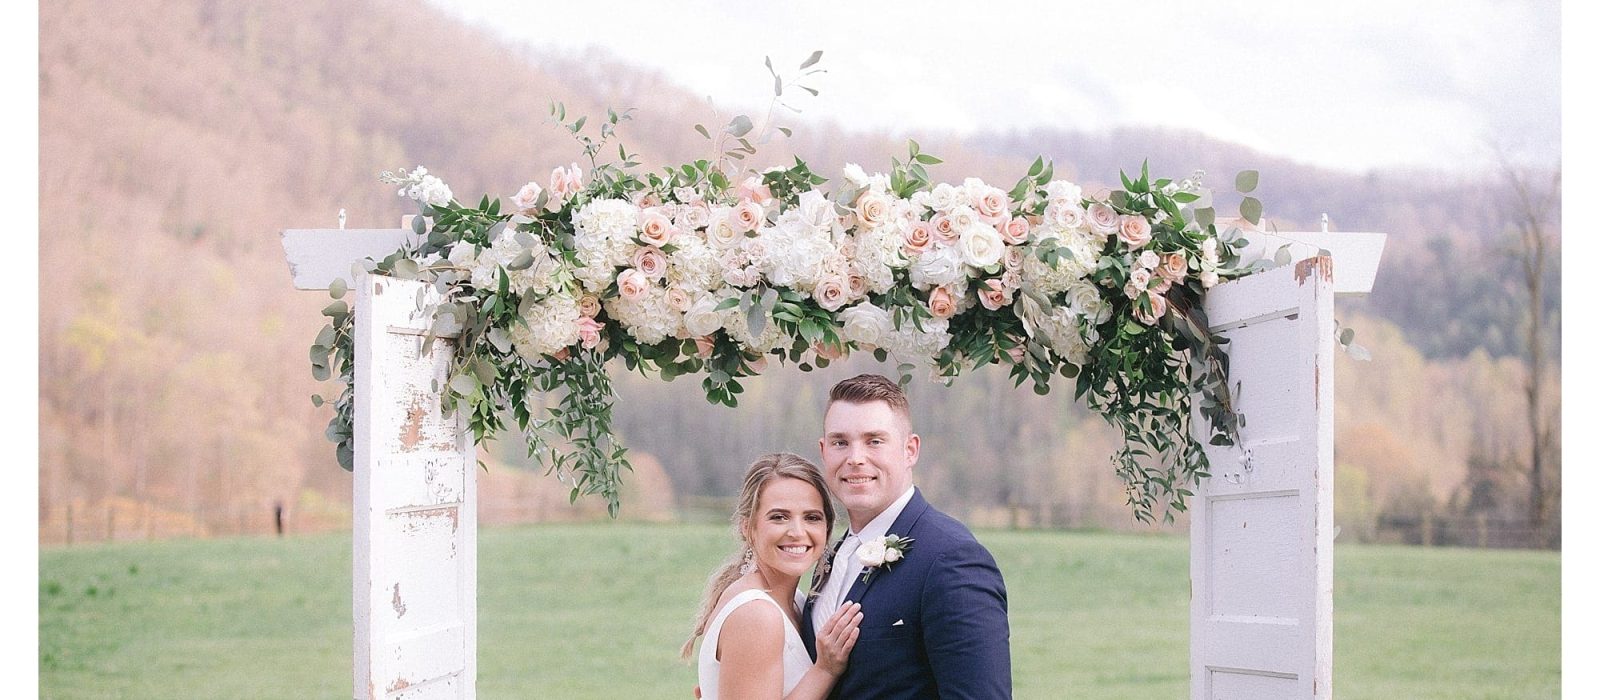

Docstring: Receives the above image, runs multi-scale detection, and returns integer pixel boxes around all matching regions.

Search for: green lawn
[39,524,1559,699]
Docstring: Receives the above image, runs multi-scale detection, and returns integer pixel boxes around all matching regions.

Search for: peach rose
[857,193,891,228]
[814,341,846,361]
[1133,292,1168,325]
[638,210,677,246]
[577,294,602,318]
[576,317,604,349]
[693,335,716,358]
[617,269,650,300]
[1006,342,1027,364]
[632,245,668,280]
[903,221,935,255]
[928,285,957,319]
[551,347,572,362]
[1161,253,1188,281]
[1118,215,1153,249]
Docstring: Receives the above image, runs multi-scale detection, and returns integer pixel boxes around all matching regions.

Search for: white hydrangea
[879,316,952,369]
[722,298,786,353]
[510,293,580,359]
[604,286,680,345]
[572,199,639,248]
[1043,180,1084,205]
[666,235,723,293]
[1041,307,1090,366]
[852,226,906,295]
[468,229,559,296]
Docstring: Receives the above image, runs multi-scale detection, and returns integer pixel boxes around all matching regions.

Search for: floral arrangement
[858,534,913,584]
[310,100,1257,523]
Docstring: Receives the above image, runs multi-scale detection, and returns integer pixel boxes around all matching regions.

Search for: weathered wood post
[284,226,478,700]
[1190,230,1384,699]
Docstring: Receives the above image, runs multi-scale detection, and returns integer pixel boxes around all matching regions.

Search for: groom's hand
[692,684,701,698]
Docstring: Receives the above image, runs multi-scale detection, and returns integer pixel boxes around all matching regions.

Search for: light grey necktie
[823,534,861,617]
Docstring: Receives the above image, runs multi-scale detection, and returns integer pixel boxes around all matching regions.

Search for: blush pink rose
[575,317,604,349]
[665,287,692,312]
[551,347,572,362]
[548,163,584,204]
[638,211,677,246]
[1118,215,1153,249]
[927,285,957,319]
[732,199,764,233]
[748,354,769,373]
[814,341,846,361]
[847,273,868,298]
[617,269,650,300]
[978,278,1011,311]
[814,275,850,312]
[1087,202,1120,236]
[1000,216,1030,245]
[930,214,959,245]
[1003,245,1025,272]
[510,182,543,215]
[632,245,668,280]
[903,221,934,255]
[737,177,774,208]
[975,189,1010,222]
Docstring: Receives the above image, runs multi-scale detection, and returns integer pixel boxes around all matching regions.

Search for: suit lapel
[842,489,930,605]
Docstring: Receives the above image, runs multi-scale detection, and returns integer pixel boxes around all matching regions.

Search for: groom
[802,374,1012,698]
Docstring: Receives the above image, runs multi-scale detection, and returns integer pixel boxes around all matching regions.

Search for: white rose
[958,224,1005,269]
[926,183,959,212]
[909,245,963,290]
[883,546,903,563]
[1201,270,1220,288]
[842,163,872,189]
[838,302,893,347]
[857,539,888,567]
[683,294,726,337]
[1138,250,1162,270]
[1068,283,1102,319]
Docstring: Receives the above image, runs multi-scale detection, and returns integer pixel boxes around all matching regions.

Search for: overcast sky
[425,0,1560,175]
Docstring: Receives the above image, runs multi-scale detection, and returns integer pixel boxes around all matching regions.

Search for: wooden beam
[281,228,420,291]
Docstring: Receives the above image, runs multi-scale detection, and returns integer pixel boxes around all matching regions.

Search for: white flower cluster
[391,166,453,208]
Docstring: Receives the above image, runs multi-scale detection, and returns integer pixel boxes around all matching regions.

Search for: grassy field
[40,523,1558,698]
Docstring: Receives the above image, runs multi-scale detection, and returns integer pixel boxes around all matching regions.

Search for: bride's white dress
[696,588,812,699]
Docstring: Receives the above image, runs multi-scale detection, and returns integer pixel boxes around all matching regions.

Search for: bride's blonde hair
[680,453,836,660]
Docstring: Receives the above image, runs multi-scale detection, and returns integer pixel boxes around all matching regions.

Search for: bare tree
[1499,159,1560,540]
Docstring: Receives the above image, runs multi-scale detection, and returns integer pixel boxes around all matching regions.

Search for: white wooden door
[354,272,477,700]
[1191,256,1334,699]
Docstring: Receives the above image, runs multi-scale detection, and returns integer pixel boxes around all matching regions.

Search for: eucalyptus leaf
[799,50,823,69]
[1235,170,1259,193]
[328,278,348,300]
[728,115,754,138]
[1240,196,1263,225]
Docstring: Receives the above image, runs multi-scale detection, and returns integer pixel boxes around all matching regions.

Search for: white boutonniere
[857,534,913,583]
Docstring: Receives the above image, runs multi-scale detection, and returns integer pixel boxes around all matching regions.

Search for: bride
[683,453,864,699]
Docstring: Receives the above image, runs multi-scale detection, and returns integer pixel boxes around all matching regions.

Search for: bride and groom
[684,374,1012,699]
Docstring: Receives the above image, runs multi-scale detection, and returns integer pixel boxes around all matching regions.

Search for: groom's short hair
[828,374,912,430]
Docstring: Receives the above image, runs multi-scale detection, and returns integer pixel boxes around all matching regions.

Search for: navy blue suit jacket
[802,488,1011,699]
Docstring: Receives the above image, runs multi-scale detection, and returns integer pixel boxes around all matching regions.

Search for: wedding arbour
[281,58,1383,700]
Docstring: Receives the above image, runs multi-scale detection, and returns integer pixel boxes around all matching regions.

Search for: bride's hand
[815,601,863,676]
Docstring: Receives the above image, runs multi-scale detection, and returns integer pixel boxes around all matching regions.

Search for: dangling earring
[738,547,755,576]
